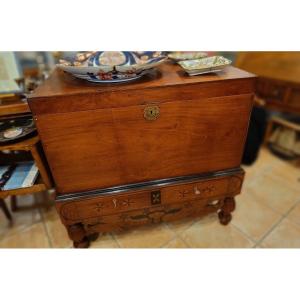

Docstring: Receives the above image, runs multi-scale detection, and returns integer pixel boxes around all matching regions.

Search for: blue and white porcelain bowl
[57,51,167,83]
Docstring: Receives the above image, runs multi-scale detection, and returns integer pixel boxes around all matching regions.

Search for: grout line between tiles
[254,216,285,248]
[254,200,300,247]
[164,218,198,236]
[177,235,190,248]
[159,234,181,248]
[180,235,196,248]
[111,233,122,248]
[252,193,300,219]
[230,221,257,245]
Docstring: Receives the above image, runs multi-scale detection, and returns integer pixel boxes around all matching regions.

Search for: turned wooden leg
[11,195,18,212]
[218,197,236,225]
[0,198,13,222]
[67,223,90,248]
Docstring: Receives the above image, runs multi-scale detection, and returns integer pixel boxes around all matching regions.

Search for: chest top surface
[30,63,255,98]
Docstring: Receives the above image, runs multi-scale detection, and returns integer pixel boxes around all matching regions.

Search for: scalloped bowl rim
[57,56,168,74]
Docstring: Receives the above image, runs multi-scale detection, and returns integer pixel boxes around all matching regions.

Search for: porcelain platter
[57,51,167,83]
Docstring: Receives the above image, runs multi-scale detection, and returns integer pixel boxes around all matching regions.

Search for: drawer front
[83,197,224,234]
[287,88,300,108]
[58,173,244,224]
[256,79,287,102]
[36,94,252,194]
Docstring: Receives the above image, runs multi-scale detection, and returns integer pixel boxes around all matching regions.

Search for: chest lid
[28,63,255,115]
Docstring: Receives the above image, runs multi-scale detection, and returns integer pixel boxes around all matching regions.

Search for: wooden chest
[28,63,255,247]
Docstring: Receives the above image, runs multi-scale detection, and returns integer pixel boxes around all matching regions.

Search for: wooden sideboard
[236,52,300,115]
[28,63,255,247]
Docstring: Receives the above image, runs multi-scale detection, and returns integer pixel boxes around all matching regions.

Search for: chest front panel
[35,93,252,194]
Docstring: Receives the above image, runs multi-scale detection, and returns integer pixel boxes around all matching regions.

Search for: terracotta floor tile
[260,218,300,248]
[233,190,282,241]
[166,214,217,234]
[249,174,299,214]
[165,218,196,234]
[163,237,188,248]
[0,223,49,248]
[41,207,72,248]
[243,148,282,186]
[113,223,175,248]
[287,202,300,226]
[0,197,41,241]
[90,234,120,248]
[271,163,300,192]
[180,219,254,248]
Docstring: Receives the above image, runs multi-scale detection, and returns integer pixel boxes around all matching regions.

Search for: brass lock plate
[151,190,161,205]
[144,105,160,121]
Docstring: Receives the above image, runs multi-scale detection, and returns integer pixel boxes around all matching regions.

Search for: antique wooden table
[28,63,255,247]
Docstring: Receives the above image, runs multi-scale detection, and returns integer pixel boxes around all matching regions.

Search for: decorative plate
[178,56,232,76]
[168,51,208,62]
[0,116,36,143]
[57,51,167,83]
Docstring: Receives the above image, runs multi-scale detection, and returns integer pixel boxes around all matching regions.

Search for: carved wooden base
[63,197,237,247]
[218,197,236,225]
[58,172,244,248]
[63,197,238,247]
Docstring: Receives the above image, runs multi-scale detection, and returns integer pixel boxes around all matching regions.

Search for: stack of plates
[0,116,36,144]
[57,51,167,83]
[178,56,232,76]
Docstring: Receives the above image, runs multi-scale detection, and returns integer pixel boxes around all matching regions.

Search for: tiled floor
[0,147,299,248]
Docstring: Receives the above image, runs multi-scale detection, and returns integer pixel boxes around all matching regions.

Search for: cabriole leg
[67,223,90,248]
[218,197,235,225]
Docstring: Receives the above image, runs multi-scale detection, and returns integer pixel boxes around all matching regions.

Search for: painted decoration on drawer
[57,51,167,83]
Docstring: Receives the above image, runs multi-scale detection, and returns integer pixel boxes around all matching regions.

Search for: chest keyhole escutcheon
[144,105,160,121]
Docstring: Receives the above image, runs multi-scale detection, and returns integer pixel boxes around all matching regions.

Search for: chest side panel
[35,94,253,194]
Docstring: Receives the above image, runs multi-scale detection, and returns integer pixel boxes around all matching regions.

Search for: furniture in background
[264,117,300,145]
[0,80,53,222]
[0,94,30,117]
[28,63,255,247]
[263,115,300,161]
[236,52,300,115]
[235,52,300,163]
[0,135,52,221]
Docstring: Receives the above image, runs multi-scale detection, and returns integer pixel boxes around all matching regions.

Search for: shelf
[0,174,47,198]
[0,135,39,151]
[0,95,30,117]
